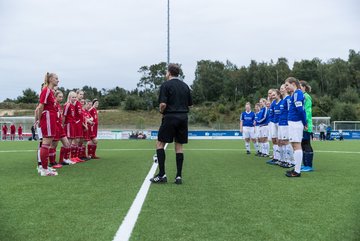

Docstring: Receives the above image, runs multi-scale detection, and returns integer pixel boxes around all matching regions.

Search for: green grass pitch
[0,140,359,241]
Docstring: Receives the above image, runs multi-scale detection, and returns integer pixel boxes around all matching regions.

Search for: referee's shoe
[150,174,167,183]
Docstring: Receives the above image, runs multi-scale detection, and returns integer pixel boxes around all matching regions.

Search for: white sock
[265,141,270,155]
[273,144,278,160]
[261,143,264,154]
[286,144,294,164]
[254,142,259,152]
[294,150,303,173]
[279,145,284,162]
[245,142,250,152]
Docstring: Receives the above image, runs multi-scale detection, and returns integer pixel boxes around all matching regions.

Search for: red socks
[40,144,50,169]
[71,144,77,158]
[49,148,56,164]
[59,147,65,163]
[88,144,94,157]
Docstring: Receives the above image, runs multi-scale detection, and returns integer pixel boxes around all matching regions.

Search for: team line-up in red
[1,123,24,140]
[36,72,100,176]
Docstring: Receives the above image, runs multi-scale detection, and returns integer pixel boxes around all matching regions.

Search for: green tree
[16,88,39,103]
[192,60,226,103]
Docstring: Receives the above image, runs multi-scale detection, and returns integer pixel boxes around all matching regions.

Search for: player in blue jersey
[266,89,278,164]
[254,103,261,155]
[285,77,307,177]
[257,98,270,157]
[267,89,282,165]
[278,84,294,168]
[240,102,256,154]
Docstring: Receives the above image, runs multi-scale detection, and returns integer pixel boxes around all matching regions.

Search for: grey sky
[0,0,359,101]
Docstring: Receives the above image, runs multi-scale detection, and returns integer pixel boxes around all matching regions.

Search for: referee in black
[150,64,193,185]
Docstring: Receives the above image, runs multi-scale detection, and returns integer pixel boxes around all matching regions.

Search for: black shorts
[158,113,188,144]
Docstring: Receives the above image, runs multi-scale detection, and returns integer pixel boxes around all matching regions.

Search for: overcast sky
[0,0,359,101]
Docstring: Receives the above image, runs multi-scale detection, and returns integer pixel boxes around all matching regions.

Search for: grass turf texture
[0,140,359,241]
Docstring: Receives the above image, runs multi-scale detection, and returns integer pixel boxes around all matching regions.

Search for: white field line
[0,148,359,154]
[112,143,168,241]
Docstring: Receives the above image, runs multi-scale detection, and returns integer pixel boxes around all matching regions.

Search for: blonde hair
[67,91,77,103]
[44,72,56,87]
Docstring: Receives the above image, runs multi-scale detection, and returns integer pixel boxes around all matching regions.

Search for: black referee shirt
[158,78,193,114]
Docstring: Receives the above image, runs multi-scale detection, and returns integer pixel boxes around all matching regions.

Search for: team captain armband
[295,101,303,107]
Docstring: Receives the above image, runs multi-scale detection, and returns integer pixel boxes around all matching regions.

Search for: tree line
[1,49,359,122]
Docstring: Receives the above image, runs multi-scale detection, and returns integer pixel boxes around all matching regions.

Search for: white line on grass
[112,143,168,241]
[1,148,359,154]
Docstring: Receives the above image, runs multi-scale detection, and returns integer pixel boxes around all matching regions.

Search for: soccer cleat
[80,156,91,161]
[280,162,294,168]
[63,159,75,165]
[246,151,251,155]
[52,164,63,169]
[174,176,182,185]
[48,166,57,172]
[37,165,42,174]
[285,169,301,177]
[75,157,85,162]
[301,166,314,172]
[266,159,278,165]
[40,168,58,176]
[150,174,167,183]
[91,156,100,159]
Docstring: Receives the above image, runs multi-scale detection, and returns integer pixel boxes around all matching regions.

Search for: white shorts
[254,126,260,139]
[278,125,289,140]
[269,122,278,139]
[37,127,43,139]
[288,121,304,143]
[259,125,269,139]
[242,126,255,139]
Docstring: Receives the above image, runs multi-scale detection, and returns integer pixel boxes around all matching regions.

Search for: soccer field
[0,140,359,241]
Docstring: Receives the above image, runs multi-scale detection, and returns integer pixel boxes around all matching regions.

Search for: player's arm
[239,113,243,132]
[37,104,44,127]
[159,103,167,114]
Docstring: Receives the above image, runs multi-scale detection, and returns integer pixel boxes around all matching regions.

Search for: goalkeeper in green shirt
[300,81,314,172]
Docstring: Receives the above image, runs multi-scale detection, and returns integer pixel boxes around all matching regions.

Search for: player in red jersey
[80,99,94,160]
[70,90,85,162]
[18,124,23,140]
[2,124,8,140]
[10,123,16,141]
[88,99,100,159]
[37,72,59,176]
[63,91,83,163]
[48,90,73,168]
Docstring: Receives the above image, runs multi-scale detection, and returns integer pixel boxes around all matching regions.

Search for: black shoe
[246,151,251,155]
[48,162,57,167]
[285,169,301,177]
[80,157,91,161]
[281,163,295,168]
[150,174,167,183]
[174,176,182,185]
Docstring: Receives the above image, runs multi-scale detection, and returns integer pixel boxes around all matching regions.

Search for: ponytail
[300,80,312,93]
[44,72,56,88]
[44,72,50,87]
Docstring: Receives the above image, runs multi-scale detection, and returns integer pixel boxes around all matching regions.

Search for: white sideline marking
[0,148,359,154]
[112,143,168,241]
